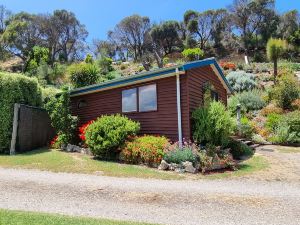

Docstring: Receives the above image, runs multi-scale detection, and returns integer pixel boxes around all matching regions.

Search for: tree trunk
[274,59,278,84]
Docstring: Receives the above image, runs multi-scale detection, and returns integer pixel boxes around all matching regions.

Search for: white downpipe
[176,68,183,147]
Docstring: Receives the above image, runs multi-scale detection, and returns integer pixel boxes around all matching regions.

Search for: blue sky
[1,0,300,43]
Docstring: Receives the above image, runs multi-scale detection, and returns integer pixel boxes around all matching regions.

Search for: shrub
[68,62,99,88]
[225,139,254,160]
[260,103,284,116]
[97,57,114,74]
[226,71,257,92]
[192,101,234,146]
[120,135,170,166]
[45,90,78,146]
[266,113,282,132]
[41,86,61,104]
[220,62,236,70]
[292,98,300,110]
[235,89,266,113]
[182,48,204,61]
[0,72,42,153]
[85,114,140,158]
[78,120,95,143]
[268,75,300,110]
[164,145,198,165]
[270,111,300,144]
[240,117,254,138]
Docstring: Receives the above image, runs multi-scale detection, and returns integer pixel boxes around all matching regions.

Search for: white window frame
[138,84,157,112]
[122,88,137,113]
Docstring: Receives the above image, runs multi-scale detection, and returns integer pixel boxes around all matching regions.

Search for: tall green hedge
[0,72,42,153]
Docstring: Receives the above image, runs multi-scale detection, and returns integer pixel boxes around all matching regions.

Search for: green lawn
[0,209,157,225]
[0,149,268,180]
[0,149,181,180]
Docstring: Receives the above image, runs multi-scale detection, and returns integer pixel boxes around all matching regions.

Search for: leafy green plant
[226,71,257,92]
[45,90,78,146]
[68,62,99,88]
[97,57,114,74]
[239,89,266,111]
[240,117,254,139]
[192,101,234,146]
[271,111,300,144]
[0,72,42,153]
[225,139,254,160]
[164,147,197,165]
[85,114,140,158]
[266,113,282,132]
[268,74,300,110]
[182,48,204,61]
[120,135,170,166]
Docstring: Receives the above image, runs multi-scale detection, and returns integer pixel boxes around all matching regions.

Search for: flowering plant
[79,120,94,142]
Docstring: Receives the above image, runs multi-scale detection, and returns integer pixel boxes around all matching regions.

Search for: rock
[66,144,74,152]
[182,161,197,174]
[175,168,185,173]
[73,145,82,153]
[169,163,180,171]
[158,160,169,170]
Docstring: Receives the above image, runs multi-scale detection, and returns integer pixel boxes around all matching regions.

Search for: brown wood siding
[71,76,190,141]
[186,65,228,139]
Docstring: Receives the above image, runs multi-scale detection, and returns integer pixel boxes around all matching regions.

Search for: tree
[49,10,88,62]
[277,10,300,40]
[93,39,116,59]
[1,12,44,63]
[150,20,182,67]
[229,0,276,55]
[108,14,151,64]
[0,5,12,60]
[266,38,287,83]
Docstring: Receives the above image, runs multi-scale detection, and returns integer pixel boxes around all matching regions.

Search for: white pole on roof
[176,68,183,147]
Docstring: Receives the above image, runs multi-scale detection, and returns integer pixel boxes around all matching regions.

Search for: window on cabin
[78,99,88,109]
[203,81,219,106]
[122,88,137,112]
[139,84,157,112]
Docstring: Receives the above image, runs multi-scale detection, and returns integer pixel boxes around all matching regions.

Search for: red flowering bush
[50,136,58,148]
[79,120,94,142]
[220,62,236,70]
[120,135,170,167]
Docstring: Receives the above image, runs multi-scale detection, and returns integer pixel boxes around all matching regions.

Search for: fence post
[236,104,241,137]
[10,103,20,155]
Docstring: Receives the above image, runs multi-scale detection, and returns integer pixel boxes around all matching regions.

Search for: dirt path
[0,167,299,225]
[239,145,300,182]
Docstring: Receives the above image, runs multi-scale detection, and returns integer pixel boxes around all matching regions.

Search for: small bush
[41,86,61,104]
[182,48,204,61]
[240,117,254,139]
[192,101,234,146]
[260,103,284,116]
[68,62,99,88]
[268,74,300,110]
[266,113,282,132]
[226,71,257,92]
[78,120,94,143]
[120,135,170,166]
[239,90,266,112]
[85,114,140,158]
[225,139,254,160]
[45,90,78,146]
[164,147,197,165]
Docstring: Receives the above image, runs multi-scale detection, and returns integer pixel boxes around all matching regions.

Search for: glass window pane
[122,88,137,112]
[139,84,157,112]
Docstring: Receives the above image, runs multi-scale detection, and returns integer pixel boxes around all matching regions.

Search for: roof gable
[70,58,232,97]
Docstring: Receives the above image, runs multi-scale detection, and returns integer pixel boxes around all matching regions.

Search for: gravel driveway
[0,167,299,225]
